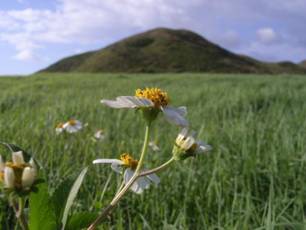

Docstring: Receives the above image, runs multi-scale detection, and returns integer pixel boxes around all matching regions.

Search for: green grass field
[1,73,306,229]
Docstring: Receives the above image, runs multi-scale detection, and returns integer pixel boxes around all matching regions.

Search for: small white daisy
[94,129,106,141]
[63,119,83,133]
[101,88,188,127]
[93,153,160,194]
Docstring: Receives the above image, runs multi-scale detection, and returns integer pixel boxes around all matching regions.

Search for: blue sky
[0,0,306,75]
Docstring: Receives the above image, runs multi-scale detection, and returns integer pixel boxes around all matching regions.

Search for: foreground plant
[0,143,94,230]
[88,87,211,229]
[0,147,38,230]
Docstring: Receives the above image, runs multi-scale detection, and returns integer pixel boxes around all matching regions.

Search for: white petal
[176,106,187,116]
[162,106,189,127]
[4,167,15,188]
[124,168,134,184]
[12,151,25,164]
[65,126,79,133]
[29,158,37,177]
[21,167,36,188]
[136,177,150,190]
[124,169,142,194]
[111,163,123,174]
[183,136,196,150]
[93,159,123,165]
[118,96,153,108]
[56,128,63,134]
[101,96,153,109]
[196,141,212,153]
[176,128,189,143]
[146,173,160,185]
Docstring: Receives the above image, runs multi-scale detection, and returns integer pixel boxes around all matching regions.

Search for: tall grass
[1,73,306,229]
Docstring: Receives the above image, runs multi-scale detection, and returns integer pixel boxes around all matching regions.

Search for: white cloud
[256,27,277,44]
[0,0,306,64]
[0,0,202,62]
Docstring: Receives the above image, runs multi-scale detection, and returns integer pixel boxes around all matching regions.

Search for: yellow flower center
[0,171,4,182]
[135,87,169,108]
[68,119,77,126]
[56,122,64,128]
[120,153,138,170]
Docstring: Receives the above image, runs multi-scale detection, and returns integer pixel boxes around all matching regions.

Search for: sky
[0,0,306,75]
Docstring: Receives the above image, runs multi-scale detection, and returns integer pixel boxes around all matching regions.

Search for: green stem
[139,157,175,177]
[115,180,125,197]
[87,123,151,230]
[17,197,28,230]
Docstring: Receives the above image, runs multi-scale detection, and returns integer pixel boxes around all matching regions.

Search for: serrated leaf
[65,212,98,230]
[29,183,58,230]
[61,167,88,230]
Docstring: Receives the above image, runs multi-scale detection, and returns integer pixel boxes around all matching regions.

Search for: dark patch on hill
[40,28,306,74]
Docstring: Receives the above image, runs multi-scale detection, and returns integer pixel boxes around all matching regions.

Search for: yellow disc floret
[120,153,138,170]
[135,87,169,108]
[68,119,77,126]
[56,122,64,128]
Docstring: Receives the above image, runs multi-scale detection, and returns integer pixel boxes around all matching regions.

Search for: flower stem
[139,157,175,177]
[87,123,151,230]
[16,197,28,230]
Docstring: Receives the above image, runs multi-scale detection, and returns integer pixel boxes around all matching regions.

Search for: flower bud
[4,167,15,189]
[21,167,36,188]
[12,151,25,165]
[173,129,212,160]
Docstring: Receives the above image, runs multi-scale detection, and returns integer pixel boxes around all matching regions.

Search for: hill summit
[40,28,306,74]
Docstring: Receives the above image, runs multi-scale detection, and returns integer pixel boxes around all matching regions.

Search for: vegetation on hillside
[40,28,306,74]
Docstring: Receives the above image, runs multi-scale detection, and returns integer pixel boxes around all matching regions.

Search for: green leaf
[52,178,74,226]
[61,167,88,230]
[65,212,98,230]
[29,183,58,230]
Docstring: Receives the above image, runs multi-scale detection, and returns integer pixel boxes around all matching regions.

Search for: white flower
[101,88,188,127]
[63,119,83,133]
[174,128,212,160]
[149,141,160,152]
[93,153,160,194]
[94,129,106,141]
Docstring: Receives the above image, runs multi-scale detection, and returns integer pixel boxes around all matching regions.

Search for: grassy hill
[1,73,306,229]
[300,60,306,68]
[40,28,306,74]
